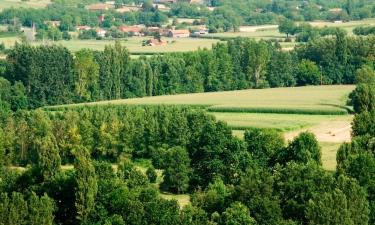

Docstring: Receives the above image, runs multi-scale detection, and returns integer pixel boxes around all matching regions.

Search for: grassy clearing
[320,142,341,171]
[212,113,352,131]
[0,0,50,11]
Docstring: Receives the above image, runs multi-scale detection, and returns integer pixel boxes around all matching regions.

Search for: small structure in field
[146,38,167,46]
[154,0,177,3]
[88,3,114,11]
[168,29,190,38]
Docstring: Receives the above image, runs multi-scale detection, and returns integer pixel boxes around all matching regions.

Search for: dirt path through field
[284,119,352,143]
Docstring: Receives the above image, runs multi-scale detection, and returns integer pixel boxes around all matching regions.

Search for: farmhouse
[168,29,190,38]
[328,8,343,14]
[116,6,141,13]
[88,3,114,11]
[96,28,107,38]
[119,26,143,36]
[76,25,91,31]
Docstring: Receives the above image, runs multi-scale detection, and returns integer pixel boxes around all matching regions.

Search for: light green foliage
[221,202,256,225]
[74,145,97,223]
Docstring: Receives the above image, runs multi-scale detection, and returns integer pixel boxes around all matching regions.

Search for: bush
[146,166,157,183]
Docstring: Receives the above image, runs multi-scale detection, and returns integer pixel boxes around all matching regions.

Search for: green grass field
[0,0,50,11]
[0,36,220,53]
[80,85,354,114]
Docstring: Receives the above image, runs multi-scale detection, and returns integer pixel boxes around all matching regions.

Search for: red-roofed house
[119,26,143,36]
[76,25,91,31]
[88,3,114,11]
[168,29,190,38]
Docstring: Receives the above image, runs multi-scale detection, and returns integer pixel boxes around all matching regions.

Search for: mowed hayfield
[0,0,50,11]
[63,85,355,171]
[0,36,220,53]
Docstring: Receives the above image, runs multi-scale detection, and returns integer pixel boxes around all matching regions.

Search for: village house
[88,3,114,11]
[96,28,107,38]
[328,8,343,14]
[119,25,143,36]
[168,29,190,38]
[76,25,91,31]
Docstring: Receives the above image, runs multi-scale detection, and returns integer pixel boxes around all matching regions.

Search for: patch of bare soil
[284,119,352,143]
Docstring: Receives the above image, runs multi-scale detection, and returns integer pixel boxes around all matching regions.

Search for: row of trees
[0,100,373,224]
[2,34,374,108]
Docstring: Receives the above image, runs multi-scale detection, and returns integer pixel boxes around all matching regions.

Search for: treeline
[1,34,375,109]
[0,99,374,224]
[353,26,375,35]
[206,0,375,25]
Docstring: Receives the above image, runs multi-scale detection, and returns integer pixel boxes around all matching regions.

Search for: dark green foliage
[160,146,190,194]
[146,166,157,183]
[244,128,285,167]
[296,59,321,86]
[276,132,322,165]
[274,162,335,223]
[233,166,283,225]
[0,192,55,225]
[74,145,98,223]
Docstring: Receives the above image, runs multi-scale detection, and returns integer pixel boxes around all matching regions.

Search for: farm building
[119,26,143,36]
[168,29,190,38]
[88,3,114,11]
[76,25,91,31]
[146,38,167,46]
[96,28,107,38]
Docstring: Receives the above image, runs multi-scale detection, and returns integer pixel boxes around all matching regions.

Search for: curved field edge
[46,85,355,116]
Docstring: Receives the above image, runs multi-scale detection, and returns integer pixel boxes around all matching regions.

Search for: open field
[0,0,50,11]
[76,85,354,114]
[0,36,220,53]
[212,112,352,132]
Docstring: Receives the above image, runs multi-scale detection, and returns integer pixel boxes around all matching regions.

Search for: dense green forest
[0,65,374,224]
[0,33,374,109]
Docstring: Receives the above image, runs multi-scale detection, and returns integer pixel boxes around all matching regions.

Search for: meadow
[0,0,50,11]
[0,36,220,53]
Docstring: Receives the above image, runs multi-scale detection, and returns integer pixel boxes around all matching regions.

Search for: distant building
[168,29,190,38]
[328,8,343,14]
[44,20,61,27]
[96,28,107,38]
[115,6,141,13]
[146,38,167,46]
[98,14,105,23]
[88,3,114,11]
[119,26,143,36]
[76,25,91,31]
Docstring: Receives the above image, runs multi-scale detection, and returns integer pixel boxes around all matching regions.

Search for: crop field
[0,0,50,11]
[86,85,354,114]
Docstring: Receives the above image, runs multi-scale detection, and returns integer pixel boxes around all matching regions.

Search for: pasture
[0,36,220,53]
[62,85,355,171]
[0,0,50,11]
